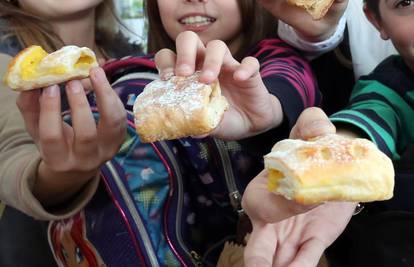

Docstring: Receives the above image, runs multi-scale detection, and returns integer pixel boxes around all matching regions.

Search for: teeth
[180,16,214,25]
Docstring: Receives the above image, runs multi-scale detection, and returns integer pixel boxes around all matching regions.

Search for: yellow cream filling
[75,54,95,68]
[20,46,68,80]
[268,169,284,191]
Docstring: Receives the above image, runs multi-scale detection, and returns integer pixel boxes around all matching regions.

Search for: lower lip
[180,22,213,32]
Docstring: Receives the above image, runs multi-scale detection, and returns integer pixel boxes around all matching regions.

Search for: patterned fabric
[330,55,414,160]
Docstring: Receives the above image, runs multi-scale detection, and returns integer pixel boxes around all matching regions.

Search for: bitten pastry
[265,134,394,205]
[287,0,335,20]
[4,45,98,91]
[133,72,229,143]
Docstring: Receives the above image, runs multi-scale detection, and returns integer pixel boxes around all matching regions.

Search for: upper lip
[178,13,216,23]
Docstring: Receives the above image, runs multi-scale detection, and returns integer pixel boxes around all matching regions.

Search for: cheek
[157,0,178,39]
[388,24,414,48]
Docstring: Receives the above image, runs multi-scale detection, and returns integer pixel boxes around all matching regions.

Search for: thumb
[242,170,314,224]
[290,107,336,139]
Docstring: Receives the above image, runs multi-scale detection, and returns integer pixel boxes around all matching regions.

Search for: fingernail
[67,81,82,94]
[308,120,335,135]
[202,70,215,81]
[44,85,58,98]
[91,67,105,82]
[177,64,192,75]
[160,68,174,80]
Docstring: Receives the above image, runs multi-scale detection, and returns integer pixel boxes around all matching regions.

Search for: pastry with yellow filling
[133,72,229,143]
[265,134,394,204]
[4,45,98,91]
[287,0,335,20]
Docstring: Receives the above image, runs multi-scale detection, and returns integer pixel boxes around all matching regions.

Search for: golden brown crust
[133,72,229,143]
[287,0,335,20]
[265,134,395,204]
[4,45,98,91]
[4,45,36,87]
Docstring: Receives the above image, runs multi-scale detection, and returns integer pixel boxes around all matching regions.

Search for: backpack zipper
[212,139,244,215]
[126,111,200,266]
[157,141,202,266]
[105,161,160,267]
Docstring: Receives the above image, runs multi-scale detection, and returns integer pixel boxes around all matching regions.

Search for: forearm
[34,162,98,207]
[277,8,347,58]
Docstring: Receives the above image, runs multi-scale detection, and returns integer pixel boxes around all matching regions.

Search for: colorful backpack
[48,56,263,267]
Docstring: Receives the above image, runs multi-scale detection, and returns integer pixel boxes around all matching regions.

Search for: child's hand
[16,67,126,206]
[242,107,356,267]
[155,31,283,140]
[258,0,348,42]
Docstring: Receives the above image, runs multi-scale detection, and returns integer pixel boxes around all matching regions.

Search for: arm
[0,73,99,220]
[277,12,346,58]
[330,79,403,160]
[249,39,321,129]
[243,107,356,267]
[0,54,124,220]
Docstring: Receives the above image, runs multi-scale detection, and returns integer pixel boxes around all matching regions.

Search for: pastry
[287,0,335,20]
[265,134,394,204]
[133,72,229,143]
[4,45,98,91]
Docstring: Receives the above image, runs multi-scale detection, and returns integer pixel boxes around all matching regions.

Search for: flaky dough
[133,72,228,143]
[287,0,335,20]
[4,45,98,91]
[265,134,394,204]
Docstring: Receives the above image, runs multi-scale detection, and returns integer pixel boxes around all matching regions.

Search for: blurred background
[115,0,147,51]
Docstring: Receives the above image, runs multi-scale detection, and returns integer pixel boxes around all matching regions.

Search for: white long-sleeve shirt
[278,0,397,79]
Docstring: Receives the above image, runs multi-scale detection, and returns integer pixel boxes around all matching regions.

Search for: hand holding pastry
[242,107,357,267]
[154,31,282,141]
[16,67,126,206]
[257,0,348,41]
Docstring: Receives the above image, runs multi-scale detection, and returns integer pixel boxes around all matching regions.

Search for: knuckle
[76,132,97,145]
[155,48,173,59]
[208,39,226,49]
[40,133,62,145]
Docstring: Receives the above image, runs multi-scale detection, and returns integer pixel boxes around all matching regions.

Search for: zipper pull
[190,250,203,267]
[229,190,244,216]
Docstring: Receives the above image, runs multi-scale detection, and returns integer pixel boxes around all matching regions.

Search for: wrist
[34,161,98,206]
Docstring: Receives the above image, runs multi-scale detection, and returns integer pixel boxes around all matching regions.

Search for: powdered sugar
[265,134,373,173]
[134,72,208,122]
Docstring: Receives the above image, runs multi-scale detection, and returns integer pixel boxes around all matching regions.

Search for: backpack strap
[103,55,157,84]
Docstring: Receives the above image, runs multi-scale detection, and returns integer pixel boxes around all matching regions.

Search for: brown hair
[145,0,277,60]
[0,0,122,53]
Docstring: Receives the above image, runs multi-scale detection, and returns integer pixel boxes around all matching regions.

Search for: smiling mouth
[179,15,216,27]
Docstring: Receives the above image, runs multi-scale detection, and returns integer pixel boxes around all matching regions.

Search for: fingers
[234,56,260,81]
[244,224,276,267]
[38,85,68,160]
[175,31,205,76]
[90,67,126,159]
[199,40,239,84]
[16,90,41,139]
[242,170,315,224]
[154,31,240,84]
[287,238,326,267]
[289,107,336,140]
[155,48,176,80]
[65,80,98,159]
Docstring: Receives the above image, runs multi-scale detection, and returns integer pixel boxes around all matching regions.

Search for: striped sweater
[330,55,414,161]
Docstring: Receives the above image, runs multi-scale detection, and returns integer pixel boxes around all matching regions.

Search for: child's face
[157,0,243,52]
[371,0,414,71]
[18,0,103,19]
